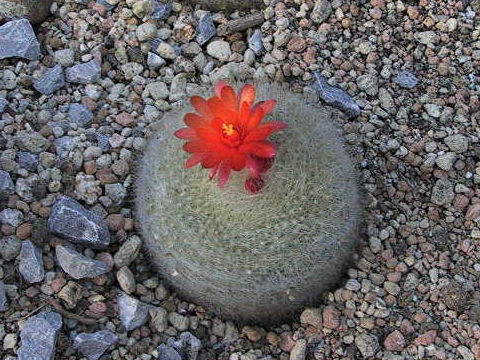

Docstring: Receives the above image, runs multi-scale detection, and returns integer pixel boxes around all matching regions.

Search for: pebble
[118,292,151,331]
[206,40,231,61]
[355,334,379,358]
[151,0,172,20]
[17,311,62,360]
[168,312,189,331]
[0,170,14,199]
[149,306,168,333]
[47,196,111,249]
[65,60,101,84]
[14,130,50,154]
[147,52,166,70]
[196,12,216,45]
[414,31,439,46]
[0,281,7,311]
[136,23,157,42]
[435,152,456,171]
[0,208,23,227]
[144,81,170,100]
[16,152,39,172]
[33,65,65,95]
[69,103,94,126]
[431,178,454,206]
[312,72,361,118]
[394,71,418,88]
[155,41,177,60]
[0,97,7,113]
[311,0,332,24]
[72,330,118,360]
[116,266,136,293]
[357,74,379,96]
[299,307,323,329]
[54,49,75,67]
[0,236,21,261]
[290,339,307,360]
[383,330,405,351]
[0,19,41,60]
[445,134,468,153]
[56,245,111,279]
[19,240,45,283]
[322,305,341,329]
[156,344,182,360]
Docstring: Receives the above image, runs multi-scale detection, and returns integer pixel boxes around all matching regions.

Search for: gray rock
[147,52,166,70]
[0,97,8,113]
[0,0,52,24]
[54,49,75,67]
[355,334,379,358]
[166,332,202,360]
[14,130,49,154]
[72,330,118,360]
[0,236,21,261]
[47,196,111,249]
[435,152,456,171]
[0,19,41,60]
[0,208,23,227]
[113,235,142,268]
[151,0,172,20]
[136,23,157,42]
[311,0,332,24]
[431,178,454,206]
[394,71,418,88]
[445,134,468,153]
[378,88,396,114]
[290,339,307,360]
[414,31,439,46]
[96,0,115,11]
[357,74,379,96]
[33,65,65,95]
[0,170,15,199]
[54,136,78,157]
[68,103,94,126]
[169,73,187,102]
[144,81,170,100]
[105,183,127,206]
[117,266,136,293]
[206,40,231,61]
[65,60,101,84]
[0,280,7,311]
[312,72,361,118]
[56,245,111,279]
[154,41,177,60]
[196,12,216,46]
[16,151,39,171]
[117,292,151,331]
[248,29,263,56]
[19,240,45,283]
[157,344,182,360]
[17,311,62,360]
[150,307,168,333]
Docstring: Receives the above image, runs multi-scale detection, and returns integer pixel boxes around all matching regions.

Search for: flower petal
[174,128,197,140]
[231,153,246,171]
[245,154,261,177]
[257,99,277,115]
[243,121,287,143]
[209,163,220,179]
[238,84,255,109]
[191,96,212,118]
[184,113,209,128]
[214,81,229,98]
[220,84,237,110]
[218,161,232,188]
[185,153,206,168]
[245,106,265,132]
[240,140,277,158]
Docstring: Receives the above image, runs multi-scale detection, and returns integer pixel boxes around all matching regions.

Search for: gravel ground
[0,0,480,359]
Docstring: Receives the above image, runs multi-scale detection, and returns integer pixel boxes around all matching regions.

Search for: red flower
[174,81,287,188]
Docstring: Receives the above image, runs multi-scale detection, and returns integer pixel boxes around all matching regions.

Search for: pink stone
[116,112,135,127]
[466,203,480,220]
[414,330,436,346]
[323,305,341,329]
[383,330,406,351]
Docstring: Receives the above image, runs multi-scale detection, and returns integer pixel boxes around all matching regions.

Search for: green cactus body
[136,83,362,324]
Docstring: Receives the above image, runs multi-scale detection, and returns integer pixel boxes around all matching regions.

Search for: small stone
[169,73,187,101]
[394,71,418,88]
[287,36,307,52]
[14,130,49,154]
[132,0,154,18]
[113,235,142,268]
[466,204,480,221]
[431,178,454,206]
[105,183,126,206]
[345,279,361,291]
[444,134,468,153]
[457,346,474,360]
[206,40,231,61]
[414,31,439,46]
[157,344,182,360]
[47,196,111,249]
[147,52,166,70]
[0,19,41,60]
[0,208,23,227]
[384,281,401,295]
[378,88,396,114]
[3,333,17,349]
[54,49,75,67]
[19,240,45,283]
[136,23,157,42]
[144,81,170,100]
[424,103,441,118]
[0,170,15,199]
[311,0,332,23]
[56,245,111,279]
[72,330,118,360]
[33,65,65,95]
[299,307,323,329]
[435,152,456,171]
[150,307,168,333]
[0,97,7,113]
[69,103,94,126]
[290,339,307,360]
[118,292,151,331]
[116,266,136,294]
[323,305,341,329]
[357,74,379,96]
[312,72,361,118]
[177,332,202,360]
[17,311,62,360]
[0,0,52,24]
[151,0,172,20]
[0,280,7,311]
[169,312,189,331]
[16,152,39,172]
[155,41,177,60]
[196,12,216,45]
[355,334,379,358]
[58,281,83,308]
[65,60,101,84]
[414,330,436,346]
[248,29,263,56]
[0,236,21,261]
[383,330,405,351]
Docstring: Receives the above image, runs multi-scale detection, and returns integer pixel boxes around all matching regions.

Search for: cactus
[186,0,263,12]
[136,83,362,324]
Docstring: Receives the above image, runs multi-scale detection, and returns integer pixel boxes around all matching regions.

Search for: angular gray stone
[157,344,182,360]
[16,151,39,172]
[68,103,94,126]
[312,72,361,118]
[19,240,45,283]
[0,0,52,24]
[248,29,263,56]
[0,19,41,60]
[65,60,101,84]
[17,311,62,360]
[56,245,111,279]
[14,130,50,154]
[0,208,23,227]
[431,178,454,206]
[357,74,378,96]
[311,0,332,24]
[355,334,379,358]
[165,332,202,360]
[0,280,7,311]
[117,292,151,331]
[72,330,118,360]
[33,65,65,95]
[0,170,15,199]
[0,97,7,113]
[445,134,468,154]
[0,236,21,261]
[394,71,418,88]
[151,0,172,20]
[47,196,111,249]
[196,12,216,46]
[147,52,166,70]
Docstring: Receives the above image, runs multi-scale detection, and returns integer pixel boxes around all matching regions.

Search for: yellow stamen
[222,123,235,136]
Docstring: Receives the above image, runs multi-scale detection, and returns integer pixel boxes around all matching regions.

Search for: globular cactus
[136,82,362,324]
